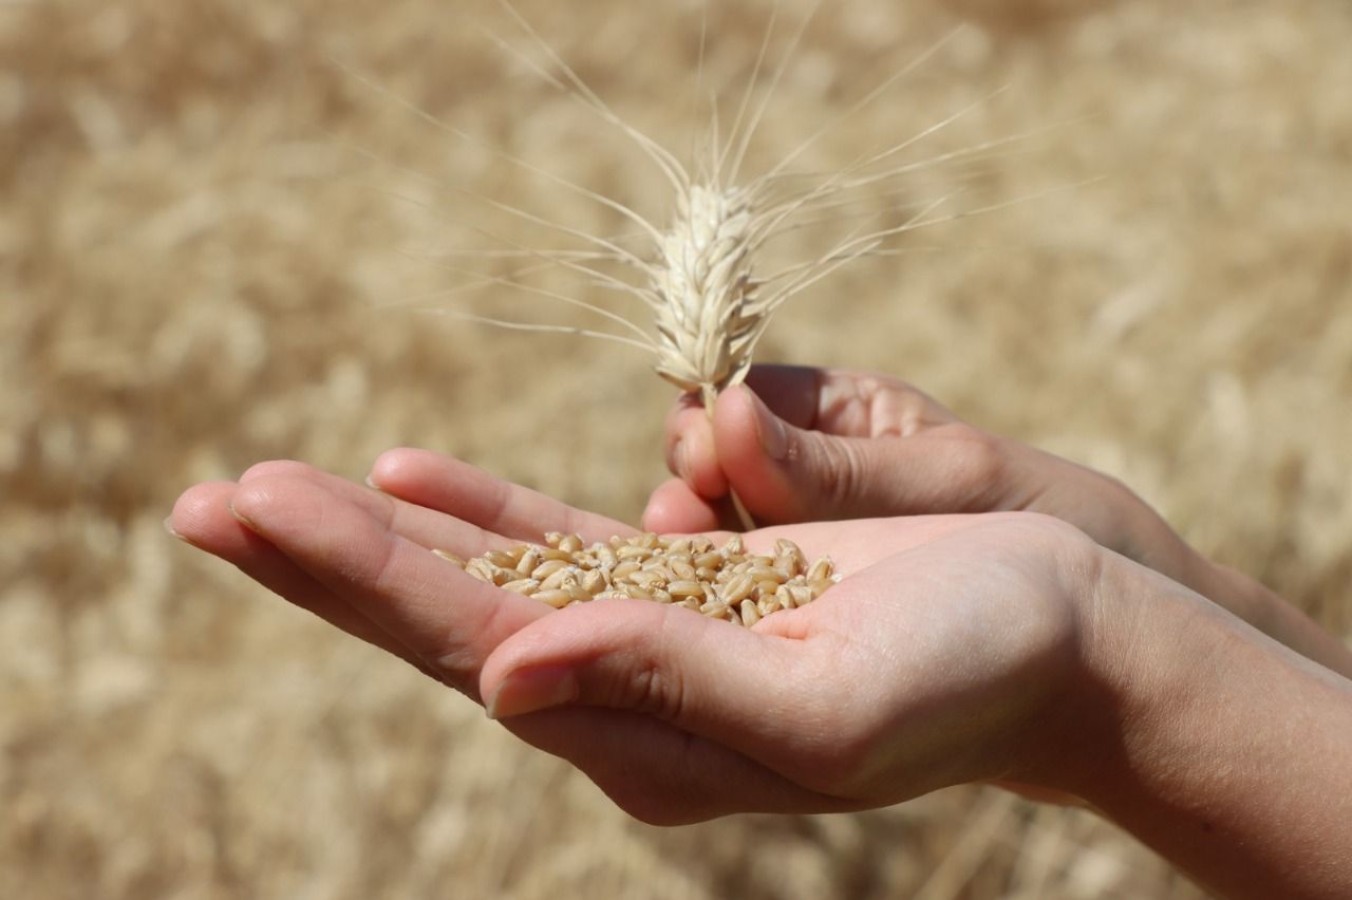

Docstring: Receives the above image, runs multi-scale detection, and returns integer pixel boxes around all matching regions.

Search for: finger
[368,448,635,543]
[663,367,954,508]
[480,599,842,786]
[712,385,1011,523]
[662,394,729,499]
[500,707,856,825]
[743,365,956,437]
[642,477,750,535]
[169,481,424,667]
[641,478,723,534]
[239,459,522,558]
[229,472,551,698]
[741,364,828,428]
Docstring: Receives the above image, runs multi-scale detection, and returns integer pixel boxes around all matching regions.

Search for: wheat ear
[353,4,1054,530]
[647,179,776,531]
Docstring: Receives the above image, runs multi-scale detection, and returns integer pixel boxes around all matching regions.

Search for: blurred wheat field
[4,0,1350,896]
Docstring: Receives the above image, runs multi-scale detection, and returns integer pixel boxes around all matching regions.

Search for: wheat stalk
[348,2,1069,529]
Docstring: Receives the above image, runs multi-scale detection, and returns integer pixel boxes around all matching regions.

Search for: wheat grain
[441,531,835,627]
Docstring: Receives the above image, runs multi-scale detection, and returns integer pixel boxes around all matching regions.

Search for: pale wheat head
[650,182,766,409]
[368,4,1038,444]
[363,2,986,421]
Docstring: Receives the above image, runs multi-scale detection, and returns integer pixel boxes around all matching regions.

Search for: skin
[644,365,1352,678]
[165,373,1352,898]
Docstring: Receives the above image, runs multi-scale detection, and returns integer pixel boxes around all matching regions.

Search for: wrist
[1032,550,1352,898]
[1002,544,1140,797]
[1007,545,1235,800]
[1065,474,1352,675]
[1167,534,1352,678]
[1052,551,1197,790]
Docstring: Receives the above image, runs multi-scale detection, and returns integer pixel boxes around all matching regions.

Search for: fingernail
[486,665,577,720]
[749,393,789,460]
[163,516,185,541]
[227,502,256,529]
[673,438,691,480]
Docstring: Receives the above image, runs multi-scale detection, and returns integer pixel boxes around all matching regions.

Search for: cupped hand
[167,451,637,695]
[643,365,1352,678]
[169,448,1103,824]
[646,365,1191,586]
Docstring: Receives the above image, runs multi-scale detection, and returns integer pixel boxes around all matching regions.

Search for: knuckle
[621,660,687,723]
[810,438,869,514]
[939,425,1010,505]
[845,370,951,437]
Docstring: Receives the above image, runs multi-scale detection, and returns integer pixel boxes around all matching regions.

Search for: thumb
[480,599,828,766]
[712,385,976,522]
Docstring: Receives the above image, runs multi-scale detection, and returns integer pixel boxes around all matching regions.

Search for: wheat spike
[348,3,1052,529]
[355,7,1006,410]
[650,182,764,409]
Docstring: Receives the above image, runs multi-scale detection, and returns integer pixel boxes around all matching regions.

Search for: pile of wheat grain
[444,532,834,626]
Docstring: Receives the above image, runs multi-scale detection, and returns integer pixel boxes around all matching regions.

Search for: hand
[167,452,635,697]
[645,365,1184,572]
[645,365,1352,677]
[169,449,1352,898]
[168,449,1104,823]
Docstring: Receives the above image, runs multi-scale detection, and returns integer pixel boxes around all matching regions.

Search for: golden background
[4,0,1350,896]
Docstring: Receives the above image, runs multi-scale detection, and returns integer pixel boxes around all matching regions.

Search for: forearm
[1061,555,1352,899]
[1101,471,1352,677]
[1180,552,1352,679]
